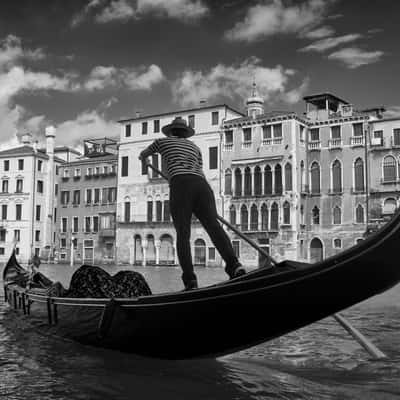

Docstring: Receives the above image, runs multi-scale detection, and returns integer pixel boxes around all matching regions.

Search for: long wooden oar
[145,162,386,359]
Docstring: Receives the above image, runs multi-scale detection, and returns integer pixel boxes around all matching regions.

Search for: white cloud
[327,47,384,69]
[72,0,208,25]
[83,64,164,91]
[299,33,362,52]
[301,25,335,39]
[225,0,336,42]
[55,110,120,146]
[171,57,307,107]
[384,106,400,118]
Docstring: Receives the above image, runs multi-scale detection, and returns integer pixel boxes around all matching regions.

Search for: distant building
[55,138,118,264]
[116,104,243,265]
[0,128,64,263]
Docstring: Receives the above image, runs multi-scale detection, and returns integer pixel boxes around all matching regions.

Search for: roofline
[118,104,244,124]
[61,156,118,167]
[369,116,400,123]
[303,93,349,105]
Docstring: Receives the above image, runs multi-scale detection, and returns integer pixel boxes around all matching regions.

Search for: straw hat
[161,117,195,138]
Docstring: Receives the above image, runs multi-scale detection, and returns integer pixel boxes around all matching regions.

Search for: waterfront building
[55,138,118,264]
[0,128,64,263]
[116,104,243,265]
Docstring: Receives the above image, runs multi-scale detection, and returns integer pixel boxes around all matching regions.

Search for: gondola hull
[3,210,400,359]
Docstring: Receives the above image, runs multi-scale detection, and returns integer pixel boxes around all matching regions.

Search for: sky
[0,0,399,149]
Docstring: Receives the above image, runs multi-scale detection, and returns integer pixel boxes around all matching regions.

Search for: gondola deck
[3,208,400,359]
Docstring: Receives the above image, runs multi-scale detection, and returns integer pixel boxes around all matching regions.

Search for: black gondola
[3,208,400,360]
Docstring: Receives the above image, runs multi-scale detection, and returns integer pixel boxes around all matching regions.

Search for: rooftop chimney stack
[21,133,32,145]
[45,126,56,156]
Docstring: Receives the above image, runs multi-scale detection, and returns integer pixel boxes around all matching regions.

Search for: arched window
[310,162,320,194]
[244,167,252,196]
[332,160,342,193]
[285,163,292,191]
[312,206,320,225]
[163,200,170,221]
[224,169,232,195]
[383,155,396,182]
[310,237,323,263]
[254,166,262,195]
[300,160,305,191]
[383,198,397,215]
[234,168,242,196]
[240,204,248,231]
[270,202,279,230]
[354,158,364,192]
[261,203,268,230]
[250,204,258,230]
[355,204,364,223]
[194,239,206,265]
[283,201,290,224]
[264,165,272,195]
[275,164,282,194]
[333,238,342,249]
[229,205,236,225]
[333,205,341,224]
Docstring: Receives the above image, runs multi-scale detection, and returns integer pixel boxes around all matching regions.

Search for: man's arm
[139,140,160,160]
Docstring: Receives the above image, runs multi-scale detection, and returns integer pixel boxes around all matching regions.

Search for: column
[142,239,148,267]
[173,241,178,265]
[250,166,254,196]
[271,165,275,194]
[155,240,160,265]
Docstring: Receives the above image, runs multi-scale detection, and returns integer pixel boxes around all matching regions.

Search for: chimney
[45,126,56,156]
[21,133,32,145]
[135,111,141,118]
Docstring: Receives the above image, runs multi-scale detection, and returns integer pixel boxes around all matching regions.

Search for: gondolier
[139,117,246,290]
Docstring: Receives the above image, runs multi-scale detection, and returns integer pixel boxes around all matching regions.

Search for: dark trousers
[169,174,239,286]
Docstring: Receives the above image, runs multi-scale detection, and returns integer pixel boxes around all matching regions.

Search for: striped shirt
[144,137,205,180]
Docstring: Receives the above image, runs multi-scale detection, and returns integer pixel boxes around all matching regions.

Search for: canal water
[1,263,399,400]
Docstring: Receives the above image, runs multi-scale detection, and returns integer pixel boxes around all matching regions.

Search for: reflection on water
[1,263,399,400]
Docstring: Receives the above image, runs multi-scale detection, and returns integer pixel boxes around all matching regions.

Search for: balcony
[328,138,342,149]
[328,188,343,195]
[351,187,366,194]
[98,228,115,238]
[242,141,252,149]
[350,136,364,147]
[262,138,283,146]
[223,143,233,151]
[308,140,321,151]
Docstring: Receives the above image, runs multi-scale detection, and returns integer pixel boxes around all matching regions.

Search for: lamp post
[70,236,75,267]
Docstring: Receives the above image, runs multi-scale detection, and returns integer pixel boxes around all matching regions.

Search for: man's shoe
[226,263,246,279]
[233,266,246,278]
[183,279,198,291]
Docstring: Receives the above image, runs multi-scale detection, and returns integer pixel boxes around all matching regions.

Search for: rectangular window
[36,205,41,221]
[141,157,148,175]
[154,119,160,133]
[124,202,130,222]
[211,111,219,125]
[163,200,170,221]
[156,201,162,222]
[125,124,131,137]
[4,160,9,171]
[232,240,240,258]
[147,201,153,222]
[121,156,128,177]
[85,217,91,233]
[393,129,400,146]
[331,125,341,139]
[2,180,8,193]
[142,121,148,135]
[73,190,80,205]
[14,229,20,242]
[273,124,282,138]
[86,189,92,204]
[263,125,272,139]
[35,230,40,242]
[151,154,159,178]
[93,216,99,233]
[0,248,4,255]
[61,217,67,233]
[0,230,4,242]
[209,147,218,170]
[94,188,100,204]
[34,248,40,257]
[353,123,363,136]
[108,187,116,203]
[16,179,23,193]
[208,247,216,261]
[37,180,43,193]
[73,217,79,233]
[243,127,252,143]
[54,207,57,223]
[74,168,81,177]
[300,125,305,142]
[16,204,22,221]
[188,115,195,128]
[60,238,67,248]
[61,191,70,205]
[310,128,320,141]
[18,159,24,170]
[37,159,42,172]
[1,204,7,220]
[95,166,100,176]
[102,188,108,204]
[225,130,233,144]
[63,169,69,178]
[87,167,93,176]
